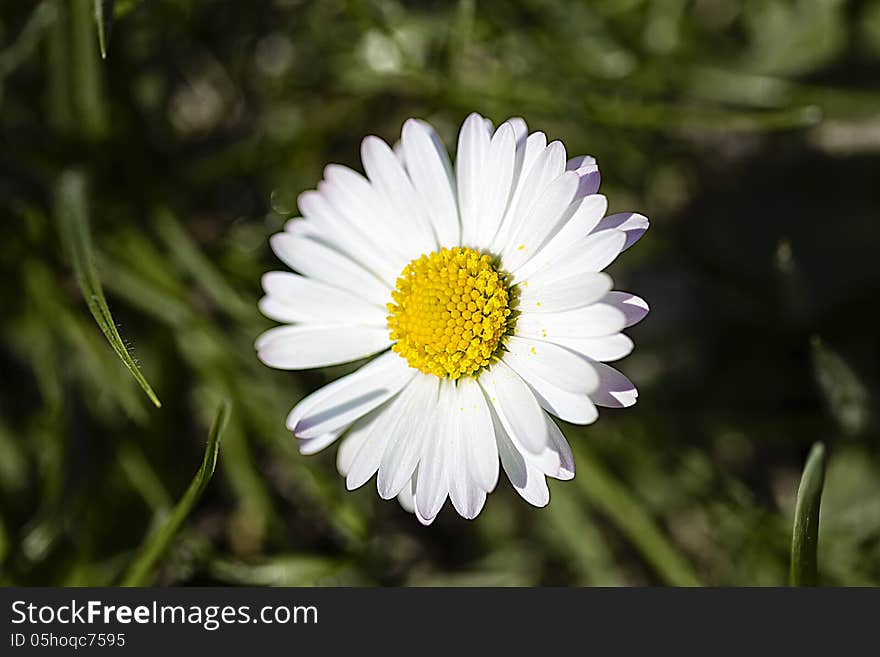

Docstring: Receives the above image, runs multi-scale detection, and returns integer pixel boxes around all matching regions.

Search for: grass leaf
[573,444,701,586]
[71,0,107,137]
[56,170,162,408]
[122,400,229,586]
[790,442,827,586]
[153,208,252,322]
[93,0,114,59]
[209,555,351,586]
[0,2,56,82]
[811,336,869,435]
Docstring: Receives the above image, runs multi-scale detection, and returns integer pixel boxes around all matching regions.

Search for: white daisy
[257,112,649,524]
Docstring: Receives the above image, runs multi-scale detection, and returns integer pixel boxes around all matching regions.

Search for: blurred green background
[1,0,879,586]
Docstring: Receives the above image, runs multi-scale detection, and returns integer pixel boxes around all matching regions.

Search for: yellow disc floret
[387,247,511,379]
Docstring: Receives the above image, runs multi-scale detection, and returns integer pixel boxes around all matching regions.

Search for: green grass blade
[71,0,107,137]
[122,401,229,586]
[209,555,349,586]
[46,0,73,132]
[153,208,252,321]
[811,336,868,435]
[573,444,701,586]
[117,442,173,513]
[790,442,827,586]
[93,0,114,59]
[0,2,56,81]
[56,170,162,408]
[114,0,144,20]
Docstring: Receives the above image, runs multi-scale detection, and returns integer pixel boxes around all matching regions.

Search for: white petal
[493,140,566,252]
[504,117,529,186]
[510,194,608,282]
[516,272,612,314]
[415,382,454,519]
[337,408,384,477]
[377,375,439,499]
[505,117,528,137]
[506,416,572,482]
[400,118,460,247]
[502,343,598,425]
[257,298,299,324]
[321,165,398,245]
[543,416,576,480]
[589,361,638,408]
[397,477,416,513]
[361,135,436,254]
[550,333,634,362]
[256,324,391,370]
[297,183,399,264]
[392,140,405,163]
[515,303,628,341]
[269,232,390,305]
[457,377,499,492]
[500,170,579,270]
[517,229,626,286]
[520,370,598,425]
[602,291,650,328]
[285,351,416,439]
[567,155,596,167]
[299,188,400,283]
[447,405,487,520]
[456,112,490,245]
[312,179,412,280]
[479,359,549,454]
[298,431,343,455]
[594,212,650,251]
[492,409,575,484]
[503,336,599,393]
[493,407,550,507]
[474,122,516,246]
[283,217,321,238]
[567,155,601,197]
[345,383,421,490]
[413,467,440,525]
[513,139,567,219]
[258,272,387,326]
[502,130,547,226]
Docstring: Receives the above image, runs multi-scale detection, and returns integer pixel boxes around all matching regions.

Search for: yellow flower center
[387,247,511,379]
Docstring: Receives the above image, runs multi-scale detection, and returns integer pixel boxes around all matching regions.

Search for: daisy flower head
[257,113,649,524]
